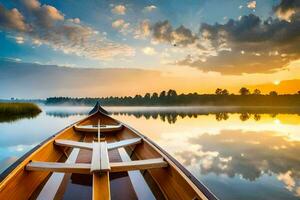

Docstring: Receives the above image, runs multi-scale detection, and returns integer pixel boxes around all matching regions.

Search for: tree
[253,89,261,95]
[239,87,250,95]
[167,89,177,97]
[221,89,229,95]
[240,113,250,121]
[159,91,166,98]
[215,88,222,95]
[144,93,151,103]
[297,91,300,95]
[269,91,278,96]
[254,114,261,121]
[151,92,158,100]
[144,93,151,99]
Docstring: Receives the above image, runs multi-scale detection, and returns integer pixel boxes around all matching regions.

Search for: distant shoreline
[44,93,300,107]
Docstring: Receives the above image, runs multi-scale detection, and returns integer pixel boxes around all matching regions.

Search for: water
[0,106,300,200]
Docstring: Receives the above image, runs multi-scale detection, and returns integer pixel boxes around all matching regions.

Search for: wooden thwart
[74,124,123,133]
[26,162,91,174]
[54,138,142,151]
[110,158,167,172]
[26,158,167,173]
[55,139,92,150]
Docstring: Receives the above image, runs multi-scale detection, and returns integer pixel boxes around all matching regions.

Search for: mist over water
[0,106,300,200]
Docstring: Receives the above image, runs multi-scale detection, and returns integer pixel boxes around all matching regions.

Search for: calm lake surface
[1,106,300,200]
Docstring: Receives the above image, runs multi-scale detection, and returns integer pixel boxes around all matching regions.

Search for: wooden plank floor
[62,134,138,200]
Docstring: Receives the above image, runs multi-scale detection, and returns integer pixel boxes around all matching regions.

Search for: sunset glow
[0,0,299,98]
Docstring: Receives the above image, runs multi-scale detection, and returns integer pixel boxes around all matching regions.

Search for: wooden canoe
[0,103,217,200]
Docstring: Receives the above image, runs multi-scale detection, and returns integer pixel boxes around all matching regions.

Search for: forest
[45,88,300,106]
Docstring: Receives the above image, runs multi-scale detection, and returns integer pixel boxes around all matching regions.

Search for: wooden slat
[26,158,167,174]
[74,124,122,133]
[37,148,80,200]
[26,162,91,174]
[91,142,101,172]
[93,172,110,200]
[110,158,167,172]
[107,138,142,150]
[54,138,141,151]
[55,139,92,150]
[118,148,155,200]
[100,142,110,171]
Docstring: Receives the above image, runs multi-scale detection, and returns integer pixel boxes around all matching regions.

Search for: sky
[0,0,299,98]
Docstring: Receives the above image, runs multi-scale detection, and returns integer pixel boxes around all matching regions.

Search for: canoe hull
[0,106,217,200]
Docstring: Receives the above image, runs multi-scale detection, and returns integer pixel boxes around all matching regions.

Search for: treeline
[45,88,300,106]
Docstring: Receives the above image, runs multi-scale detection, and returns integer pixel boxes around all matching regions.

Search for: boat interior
[0,106,215,200]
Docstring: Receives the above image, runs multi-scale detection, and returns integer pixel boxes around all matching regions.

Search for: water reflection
[1,106,300,199]
[112,112,288,124]
[111,110,300,200]
[0,112,40,123]
[175,130,300,196]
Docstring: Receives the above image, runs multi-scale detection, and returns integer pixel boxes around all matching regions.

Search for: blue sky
[0,0,281,69]
[0,0,299,98]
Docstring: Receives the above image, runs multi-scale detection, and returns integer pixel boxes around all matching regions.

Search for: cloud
[177,12,300,74]
[112,19,125,28]
[0,0,134,60]
[142,47,157,55]
[22,0,64,28]
[111,5,126,15]
[0,5,27,31]
[14,36,25,44]
[273,0,300,22]
[134,20,151,39]
[68,18,80,24]
[112,19,131,35]
[247,1,256,9]
[152,20,197,46]
[143,5,157,12]
[176,129,300,186]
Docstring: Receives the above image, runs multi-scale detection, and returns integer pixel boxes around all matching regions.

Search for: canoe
[0,103,217,200]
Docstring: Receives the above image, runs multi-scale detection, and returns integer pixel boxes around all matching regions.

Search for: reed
[0,102,42,122]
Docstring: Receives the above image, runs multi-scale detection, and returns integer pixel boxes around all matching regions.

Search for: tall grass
[0,103,41,122]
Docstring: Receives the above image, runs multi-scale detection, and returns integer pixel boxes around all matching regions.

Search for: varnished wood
[26,162,91,174]
[118,148,155,199]
[110,158,167,172]
[55,139,92,150]
[0,104,216,200]
[93,172,110,200]
[37,148,80,200]
[107,138,142,150]
[74,124,122,133]
[54,138,141,151]
[26,158,167,174]
[100,142,110,171]
[91,142,101,172]
[0,119,84,200]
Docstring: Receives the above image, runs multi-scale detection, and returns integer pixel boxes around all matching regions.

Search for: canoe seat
[26,158,167,173]
[54,138,142,150]
[74,124,123,133]
[26,138,167,200]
